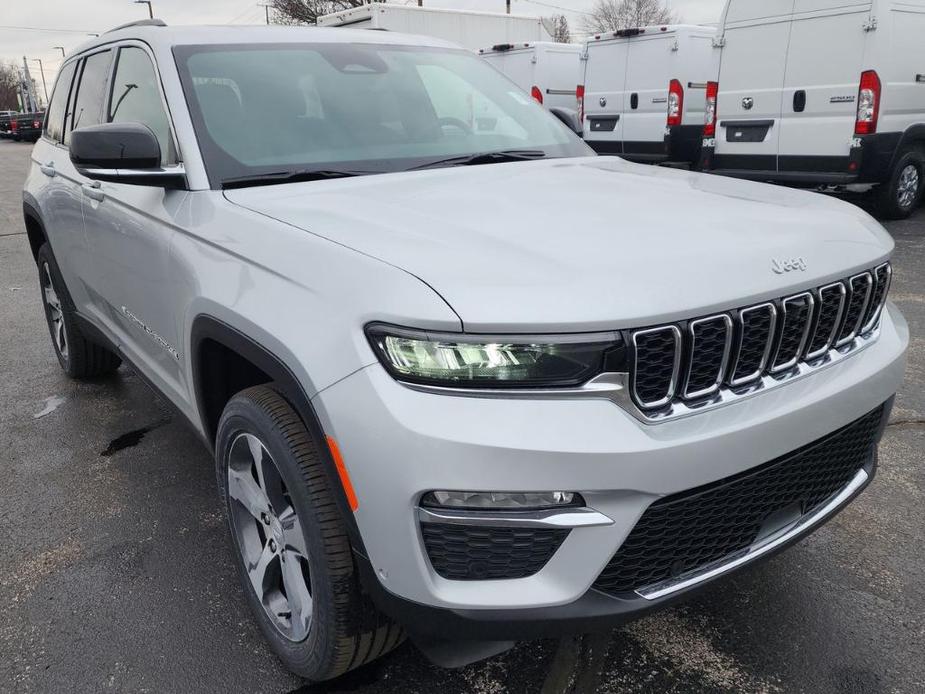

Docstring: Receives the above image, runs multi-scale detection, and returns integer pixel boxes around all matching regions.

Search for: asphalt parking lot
[0,138,923,694]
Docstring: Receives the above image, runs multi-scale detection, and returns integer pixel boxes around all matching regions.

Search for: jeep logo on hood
[771,257,807,274]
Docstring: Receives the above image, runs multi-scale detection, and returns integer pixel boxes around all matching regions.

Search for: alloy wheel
[42,261,68,360]
[897,163,920,210]
[227,432,313,642]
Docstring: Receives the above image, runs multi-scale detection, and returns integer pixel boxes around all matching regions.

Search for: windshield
[173,42,592,187]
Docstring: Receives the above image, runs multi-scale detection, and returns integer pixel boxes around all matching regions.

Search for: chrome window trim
[728,302,777,387]
[805,282,846,362]
[835,271,873,348]
[631,325,682,410]
[635,468,869,600]
[417,506,614,529]
[683,314,733,400]
[860,263,891,335]
[770,291,815,374]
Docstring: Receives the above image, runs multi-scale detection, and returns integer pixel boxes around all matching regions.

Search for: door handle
[793,90,807,112]
[39,162,56,177]
[630,93,639,110]
[82,181,104,202]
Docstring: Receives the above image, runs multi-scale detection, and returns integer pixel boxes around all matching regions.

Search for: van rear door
[583,39,628,154]
[621,32,672,161]
[777,0,872,175]
[714,0,795,172]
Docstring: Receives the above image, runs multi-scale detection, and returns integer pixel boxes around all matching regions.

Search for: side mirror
[69,122,186,189]
[549,107,583,136]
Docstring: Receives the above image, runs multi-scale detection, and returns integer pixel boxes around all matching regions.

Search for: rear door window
[44,61,77,143]
[65,49,113,145]
[108,46,177,165]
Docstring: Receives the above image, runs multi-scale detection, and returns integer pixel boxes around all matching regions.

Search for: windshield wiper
[221,168,371,190]
[408,149,548,171]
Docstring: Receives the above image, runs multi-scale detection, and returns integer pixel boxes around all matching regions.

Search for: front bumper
[311,304,907,633]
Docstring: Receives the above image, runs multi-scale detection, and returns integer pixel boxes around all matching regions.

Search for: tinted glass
[45,61,77,143]
[66,49,113,144]
[108,46,176,165]
[174,43,591,186]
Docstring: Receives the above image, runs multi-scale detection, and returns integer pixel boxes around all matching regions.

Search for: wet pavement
[1,139,923,693]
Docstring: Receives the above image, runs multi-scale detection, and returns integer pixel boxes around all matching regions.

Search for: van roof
[478,41,583,54]
[584,23,715,44]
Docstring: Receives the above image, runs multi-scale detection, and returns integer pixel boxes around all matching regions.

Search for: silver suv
[23,21,908,681]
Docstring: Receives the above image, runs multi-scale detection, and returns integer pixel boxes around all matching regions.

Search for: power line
[0,24,100,34]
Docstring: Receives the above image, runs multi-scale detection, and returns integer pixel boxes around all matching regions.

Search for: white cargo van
[580,25,718,165]
[317,4,552,51]
[480,42,583,116]
[701,0,925,218]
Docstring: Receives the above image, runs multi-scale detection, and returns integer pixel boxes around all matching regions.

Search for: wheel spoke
[247,540,276,599]
[281,553,312,640]
[228,465,271,521]
[279,507,308,558]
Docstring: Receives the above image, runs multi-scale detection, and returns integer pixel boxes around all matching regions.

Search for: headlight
[366,324,625,388]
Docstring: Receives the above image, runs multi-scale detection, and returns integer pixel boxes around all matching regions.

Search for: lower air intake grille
[593,405,884,596]
[422,524,569,580]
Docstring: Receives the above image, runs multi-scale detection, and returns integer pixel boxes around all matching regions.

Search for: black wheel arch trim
[22,199,50,261]
[189,314,371,560]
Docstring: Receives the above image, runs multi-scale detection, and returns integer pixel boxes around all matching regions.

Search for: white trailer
[479,42,583,114]
[317,4,553,51]
[580,25,719,166]
[701,0,925,219]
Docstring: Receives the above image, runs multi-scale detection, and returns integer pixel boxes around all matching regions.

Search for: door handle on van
[39,162,56,177]
[82,181,105,202]
[630,93,639,110]
[793,90,807,112]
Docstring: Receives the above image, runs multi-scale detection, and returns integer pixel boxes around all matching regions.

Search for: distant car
[11,112,45,142]
[0,111,16,138]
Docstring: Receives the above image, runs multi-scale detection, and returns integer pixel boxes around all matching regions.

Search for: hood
[225,156,893,332]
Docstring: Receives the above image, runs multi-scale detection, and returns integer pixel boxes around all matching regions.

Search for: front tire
[36,243,121,378]
[216,386,403,681]
[875,148,925,220]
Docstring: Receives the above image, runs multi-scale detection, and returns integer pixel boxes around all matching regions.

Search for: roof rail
[106,18,167,34]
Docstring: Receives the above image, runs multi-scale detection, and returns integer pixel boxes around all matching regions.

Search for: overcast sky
[1,0,725,100]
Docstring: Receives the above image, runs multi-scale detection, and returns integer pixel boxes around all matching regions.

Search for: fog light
[420,491,583,510]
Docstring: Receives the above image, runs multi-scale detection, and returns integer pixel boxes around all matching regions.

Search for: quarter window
[65,50,113,145]
[108,47,177,165]
[44,61,77,143]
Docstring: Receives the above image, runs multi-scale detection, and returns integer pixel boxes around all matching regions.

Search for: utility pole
[54,46,66,58]
[134,0,154,19]
[258,2,271,24]
[506,0,511,14]
[31,59,48,105]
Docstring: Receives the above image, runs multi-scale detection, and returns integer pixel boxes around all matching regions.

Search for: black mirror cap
[69,122,161,170]
[549,107,582,136]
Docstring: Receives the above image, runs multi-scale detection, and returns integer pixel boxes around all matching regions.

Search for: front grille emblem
[742,97,754,110]
[771,257,807,274]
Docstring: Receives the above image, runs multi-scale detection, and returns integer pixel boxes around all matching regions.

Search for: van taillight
[10,119,17,132]
[855,70,881,135]
[576,84,585,122]
[667,79,684,127]
[704,81,719,137]
[531,86,544,104]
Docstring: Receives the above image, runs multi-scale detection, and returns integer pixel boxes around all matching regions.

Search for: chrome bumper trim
[417,506,614,529]
[634,468,869,601]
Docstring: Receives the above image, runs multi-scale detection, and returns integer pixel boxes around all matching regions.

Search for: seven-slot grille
[630,263,891,413]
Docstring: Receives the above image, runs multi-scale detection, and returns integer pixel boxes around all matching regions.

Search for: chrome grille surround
[631,326,682,409]
[805,282,847,362]
[769,292,815,374]
[627,263,892,419]
[728,303,777,387]
[683,315,734,400]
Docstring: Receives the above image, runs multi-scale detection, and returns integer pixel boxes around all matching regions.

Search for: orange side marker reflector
[326,436,359,512]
